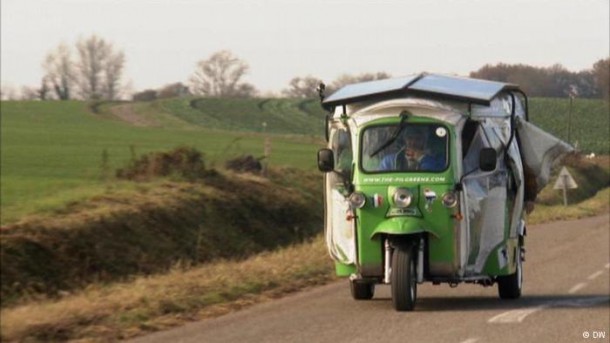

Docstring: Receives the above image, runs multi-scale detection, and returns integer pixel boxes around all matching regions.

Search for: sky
[1,0,609,95]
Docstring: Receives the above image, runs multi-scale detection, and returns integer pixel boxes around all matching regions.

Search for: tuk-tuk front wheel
[350,280,375,300]
[497,249,523,299]
[391,245,417,311]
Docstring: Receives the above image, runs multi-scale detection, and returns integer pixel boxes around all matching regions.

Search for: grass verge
[0,235,336,342]
[527,187,610,224]
[1,168,322,307]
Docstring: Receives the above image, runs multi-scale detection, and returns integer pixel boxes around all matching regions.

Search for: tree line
[469,60,609,100]
[2,34,608,101]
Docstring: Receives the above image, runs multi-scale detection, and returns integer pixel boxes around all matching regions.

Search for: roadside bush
[157,82,190,99]
[116,146,207,181]
[536,152,609,205]
[132,89,157,101]
[225,155,263,173]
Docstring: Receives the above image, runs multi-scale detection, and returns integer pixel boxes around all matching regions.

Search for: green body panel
[335,261,357,277]
[349,116,461,277]
[355,182,459,276]
[482,238,519,276]
[371,216,428,238]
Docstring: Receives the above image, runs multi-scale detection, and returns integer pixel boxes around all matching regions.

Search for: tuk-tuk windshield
[361,124,448,173]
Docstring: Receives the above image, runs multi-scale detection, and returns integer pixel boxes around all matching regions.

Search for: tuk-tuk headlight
[442,192,458,208]
[393,188,412,208]
[349,192,366,209]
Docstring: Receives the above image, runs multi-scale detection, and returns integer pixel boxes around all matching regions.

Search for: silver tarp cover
[462,124,515,274]
[516,117,574,191]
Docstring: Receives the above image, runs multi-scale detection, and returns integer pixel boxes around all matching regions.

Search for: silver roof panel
[323,73,520,108]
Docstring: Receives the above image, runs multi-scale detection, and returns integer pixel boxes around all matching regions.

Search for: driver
[380,129,444,171]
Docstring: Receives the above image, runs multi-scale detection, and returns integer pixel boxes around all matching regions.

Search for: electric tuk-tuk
[316,74,571,311]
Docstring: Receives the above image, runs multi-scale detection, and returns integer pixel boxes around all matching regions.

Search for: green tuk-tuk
[316,74,571,311]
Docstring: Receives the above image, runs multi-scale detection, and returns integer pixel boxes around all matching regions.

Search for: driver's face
[404,135,425,159]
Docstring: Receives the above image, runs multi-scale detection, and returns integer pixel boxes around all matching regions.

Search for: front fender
[370,217,439,240]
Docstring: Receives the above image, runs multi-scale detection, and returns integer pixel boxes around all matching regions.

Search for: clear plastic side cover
[332,129,353,176]
[462,125,509,274]
[324,127,356,264]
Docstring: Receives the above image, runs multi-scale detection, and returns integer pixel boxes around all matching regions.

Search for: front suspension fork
[383,237,425,284]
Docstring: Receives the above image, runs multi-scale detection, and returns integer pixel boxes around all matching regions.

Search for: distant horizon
[2,0,608,94]
[2,58,606,97]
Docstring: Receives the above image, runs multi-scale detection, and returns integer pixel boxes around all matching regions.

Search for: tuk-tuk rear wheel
[497,248,523,299]
[391,245,417,311]
[350,281,375,300]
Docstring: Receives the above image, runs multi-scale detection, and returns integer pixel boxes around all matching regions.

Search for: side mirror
[317,148,334,172]
[479,148,497,172]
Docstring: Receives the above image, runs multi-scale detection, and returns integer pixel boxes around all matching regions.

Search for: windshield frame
[358,122,451,174]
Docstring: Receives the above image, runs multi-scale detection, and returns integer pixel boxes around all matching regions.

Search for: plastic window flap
[462,126,508,274]
[515,117,573,191]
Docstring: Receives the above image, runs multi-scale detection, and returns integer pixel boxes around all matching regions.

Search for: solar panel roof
[322,73,520,108]
[323,75,420,105]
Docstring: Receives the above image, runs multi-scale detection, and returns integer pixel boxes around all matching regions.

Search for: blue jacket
[380,152,445,172]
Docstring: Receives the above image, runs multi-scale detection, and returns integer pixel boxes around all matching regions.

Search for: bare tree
[1,84,19,100]
[592,58,610,100]
[329,72,391,93]
[158,82,190,98]
[282,76,321,98]
[102,50,125,100]
[232,83,257,98]
[16,80,53,101]
[76,35,107,99]
[75,35,125,100]
[20,86,39,100]
[42,43,75,100]
[37,77,54,100]
[190,50,257,98]
[132,89,157,101]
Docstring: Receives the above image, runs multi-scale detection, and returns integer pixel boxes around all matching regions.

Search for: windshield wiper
[369,111,410,157]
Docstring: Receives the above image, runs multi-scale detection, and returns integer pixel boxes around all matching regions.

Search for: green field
[528,98,609,154]
[178,98,326,134]
[0,100,325,224]
[1,97,608,224]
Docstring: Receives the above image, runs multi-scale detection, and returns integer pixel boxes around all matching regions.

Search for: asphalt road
[131,214,610,343]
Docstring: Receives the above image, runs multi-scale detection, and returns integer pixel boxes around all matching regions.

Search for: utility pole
[262,122,270,176]
[567,85,577,146]
[568,93,574,144]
